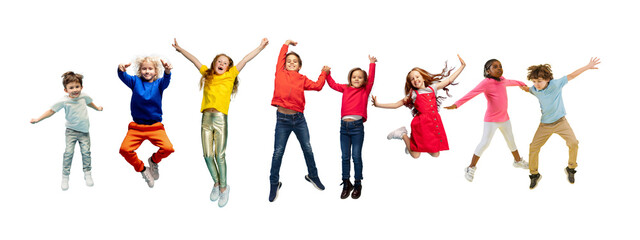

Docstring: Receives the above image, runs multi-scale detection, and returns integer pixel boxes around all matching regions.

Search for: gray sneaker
[465,166,476,182]
[387,126,408,140]
[61,175,70,191]
[513,158,529,169]
[218,185,230,208]
[210,185,220,201]
[148,156,159,180]
[84,171,94,187]
[141,168,155,188]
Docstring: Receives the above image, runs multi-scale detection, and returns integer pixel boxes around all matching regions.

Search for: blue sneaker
[268,182,282,202]
[305,175,325,190]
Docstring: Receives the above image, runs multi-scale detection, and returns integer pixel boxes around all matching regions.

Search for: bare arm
[172,38,203,70]
[437,54,466,90]
[567,57,601,81]
[88,102,103,111]
[236,38,269,72]
[371,96,407,109]
[30,110,55,124]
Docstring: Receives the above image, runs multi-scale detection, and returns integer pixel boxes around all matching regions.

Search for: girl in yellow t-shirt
[172,38,268,207]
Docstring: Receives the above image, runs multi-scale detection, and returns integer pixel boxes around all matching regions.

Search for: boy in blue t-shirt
[31,71,103,191]
[521,57,601,189]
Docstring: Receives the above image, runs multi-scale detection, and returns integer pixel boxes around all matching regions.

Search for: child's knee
[566,139,579,149]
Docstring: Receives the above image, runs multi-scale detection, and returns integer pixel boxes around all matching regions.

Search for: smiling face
[408,70,426,89]
[349,69,366,88]
[139,61,158,81]
[532,77,550,90]
[285,54,301,72]
[485,60,503,79]
[213,55,231,75]
[64,81,83,98]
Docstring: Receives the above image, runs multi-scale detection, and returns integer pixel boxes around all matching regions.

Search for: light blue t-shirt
[51,93,93,133]
[530,76,568,123]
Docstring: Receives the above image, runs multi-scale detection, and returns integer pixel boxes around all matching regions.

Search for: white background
[1,0,637,239]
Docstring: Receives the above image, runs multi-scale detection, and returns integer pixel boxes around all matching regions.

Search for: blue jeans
[340,119,364,180]
[63,128,92,176]
[269,111,319,184]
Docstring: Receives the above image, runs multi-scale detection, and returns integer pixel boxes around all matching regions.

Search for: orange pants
[119,122,174,172]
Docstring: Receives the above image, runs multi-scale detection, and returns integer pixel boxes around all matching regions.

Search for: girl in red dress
[372,55,465,158]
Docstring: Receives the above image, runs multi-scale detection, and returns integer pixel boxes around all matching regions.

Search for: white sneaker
[141,168,155,188]
[210,185,220,201]
[84,171,94,187]
[465,166,476,182]
[387,126,408,140]
[61,175,70,191]
[218,185,230,208]
[513,158,529,169]
[148,157,159,180]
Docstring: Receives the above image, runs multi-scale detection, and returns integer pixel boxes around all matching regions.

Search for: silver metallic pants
[201,111,228,188]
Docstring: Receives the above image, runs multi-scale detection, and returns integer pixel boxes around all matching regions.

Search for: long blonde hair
[200,54,239,96]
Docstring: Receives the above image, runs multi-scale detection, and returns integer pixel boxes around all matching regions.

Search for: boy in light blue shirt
[521,58,600,189]
[31,71,103,191]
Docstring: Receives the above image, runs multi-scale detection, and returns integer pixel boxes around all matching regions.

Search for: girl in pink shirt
[373,55,465,159]
[445,59,529,182]
[326,55,376,200]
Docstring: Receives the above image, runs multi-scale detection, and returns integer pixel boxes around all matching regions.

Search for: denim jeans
[269,111,319,184]
[340,119,364,180]
[63,128,91,176]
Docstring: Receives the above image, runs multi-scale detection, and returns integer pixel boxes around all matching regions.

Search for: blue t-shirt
[118,70,171,125]
[530,76,568,123]
[51,93,93,133]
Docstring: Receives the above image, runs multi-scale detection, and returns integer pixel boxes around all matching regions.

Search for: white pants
[474,120,518,156]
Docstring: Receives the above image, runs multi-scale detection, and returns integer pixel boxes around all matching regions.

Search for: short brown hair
[347,68,368,87]
[527,64,553,81]
[285,51,302,68]
[62,71,83,88]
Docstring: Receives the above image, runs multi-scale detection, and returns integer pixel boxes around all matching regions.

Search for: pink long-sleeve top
[454,76,525,122]
[326,63,376,122]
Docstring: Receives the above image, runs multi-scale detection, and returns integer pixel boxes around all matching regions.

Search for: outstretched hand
[444,104,457,110]
[586,57,601,69]
[369,55,377,63]
[322,66,331,73]
[119,63,131,72]
[285,40,297,46]
[519,86,530,92]
[172,38,182,51]
[161,59,172,73]
[457,54,466,66]
[260,38,269,49]
[371,96,378,107]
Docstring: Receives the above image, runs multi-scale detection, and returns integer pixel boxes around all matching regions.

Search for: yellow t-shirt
[199,65,239,114]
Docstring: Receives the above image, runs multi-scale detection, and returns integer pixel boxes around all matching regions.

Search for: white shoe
[61,175,70,191]
[218,185,230,208]
[148,156,159,180]
[513,158,529,169]
[210,185,220,201]
[465,166,476,182]
[84,171,94,187]
[141,168,155,188]
[387,126,408,140]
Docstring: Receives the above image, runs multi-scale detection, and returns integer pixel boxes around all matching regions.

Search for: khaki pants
[528,117,578,174]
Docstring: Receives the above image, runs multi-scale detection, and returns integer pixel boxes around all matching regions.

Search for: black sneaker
[305,175,325,190]
[565,167,576,184]
[340,179,353,199]
[529,173,541,189]
[268,182,282,202]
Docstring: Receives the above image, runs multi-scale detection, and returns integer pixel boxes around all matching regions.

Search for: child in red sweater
[268,40,330,202]
[326,55,377,200]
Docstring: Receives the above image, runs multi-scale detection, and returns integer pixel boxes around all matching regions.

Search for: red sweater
[271,44,326,113]
[326,63,376,122]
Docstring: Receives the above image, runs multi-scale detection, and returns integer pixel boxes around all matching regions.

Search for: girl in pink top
[445,59,529,182]
[373,55,465,159]
[326,55,376,200]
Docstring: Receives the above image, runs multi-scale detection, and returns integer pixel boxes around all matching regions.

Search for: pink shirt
[454,77,525,122]
[326,63,376,122]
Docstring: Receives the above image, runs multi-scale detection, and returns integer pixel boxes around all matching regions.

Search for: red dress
[409,87,449,153]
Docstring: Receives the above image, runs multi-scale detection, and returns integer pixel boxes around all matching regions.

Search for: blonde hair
[134,56,163,81]
[200,54,239,96]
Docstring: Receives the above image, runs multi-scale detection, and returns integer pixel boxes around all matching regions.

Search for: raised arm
[236,38,269,72]
[437,54,466,90]
[367,55,377,87]
[276,40,297,71]
[161,59,172,75]
[30,109,55,124]
[567,57,600,81]
[172,38,203,70]
[326,71,345,92]
[304,66,329,91]
[371,96,407,109]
